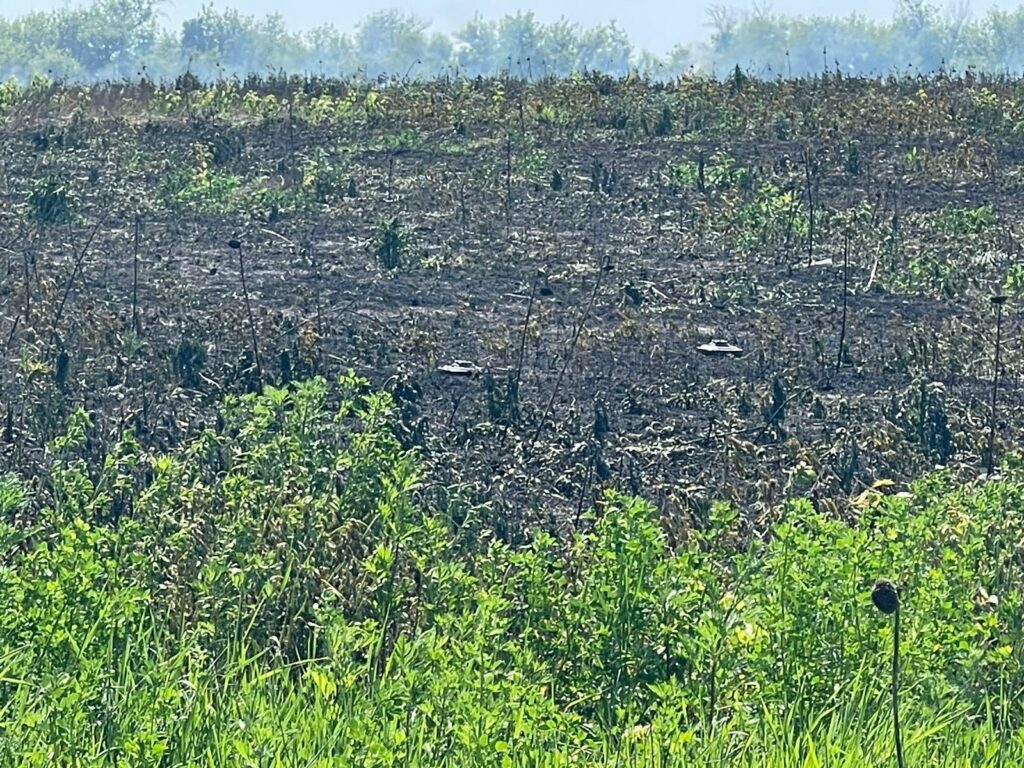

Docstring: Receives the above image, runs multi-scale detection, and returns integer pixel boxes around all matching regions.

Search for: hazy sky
[4,0,1022,54]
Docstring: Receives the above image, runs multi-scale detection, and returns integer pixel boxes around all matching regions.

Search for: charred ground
[2,73,1023,535]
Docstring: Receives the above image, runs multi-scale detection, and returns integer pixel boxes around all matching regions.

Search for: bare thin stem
[987,300,1004,476]
[836,229,850,373]
[22,248,30,323]
[803,147,815,264]
[132,216,141,334]
[512,273,538,402]
[237,243,263,385]
[528,256,607,452]
[49,218,104,348]
[504,133,512,240]
[893,607,905,768]
[3,315,20,356]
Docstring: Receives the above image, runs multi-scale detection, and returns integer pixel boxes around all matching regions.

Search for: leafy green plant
[173,337,207,387]
[378,130,418,151]
[936,204,996,235]
[302,148,350,203]
[845,139,862,175]
[27,174,73,223]
[654,104,673,137]
[376,217,408,271]
[671,151,752,194]
[735,181,806,249]
[159,141,241,208]
[1005,264,1024,298]
[0,78,20,115]
[536,104,557,125]
[0,473,25,518]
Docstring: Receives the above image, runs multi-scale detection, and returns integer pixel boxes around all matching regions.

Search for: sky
[3,0,1022,54]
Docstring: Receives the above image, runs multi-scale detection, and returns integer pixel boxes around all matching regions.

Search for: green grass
[2,375,1024,765]
[2,671,1019,765]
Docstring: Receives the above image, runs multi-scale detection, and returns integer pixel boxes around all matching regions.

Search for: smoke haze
[4,0,1022,54]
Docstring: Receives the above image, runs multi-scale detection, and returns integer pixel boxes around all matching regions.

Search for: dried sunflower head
[871,579,900,615]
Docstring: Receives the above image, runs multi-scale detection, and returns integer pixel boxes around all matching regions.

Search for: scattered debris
[438,360,482,376]
[623,282,644,306]
[697,339,743,356]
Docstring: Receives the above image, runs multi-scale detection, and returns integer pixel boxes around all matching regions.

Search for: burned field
[2,74,1023,533]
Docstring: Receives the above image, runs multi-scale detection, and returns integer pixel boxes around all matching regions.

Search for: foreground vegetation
[1,376,1023,764]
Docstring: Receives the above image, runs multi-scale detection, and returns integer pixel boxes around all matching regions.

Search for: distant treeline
[2,0,1024,83]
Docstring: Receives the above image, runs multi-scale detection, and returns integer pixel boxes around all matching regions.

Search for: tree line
[1,0,1023,83]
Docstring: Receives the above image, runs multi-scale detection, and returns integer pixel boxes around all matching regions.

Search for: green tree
[577,22,633,75]
[497,12,544,76]
[355,11,439,79]
[453,14,498,77]
[180,6,305,79]
[55,0,160,78]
